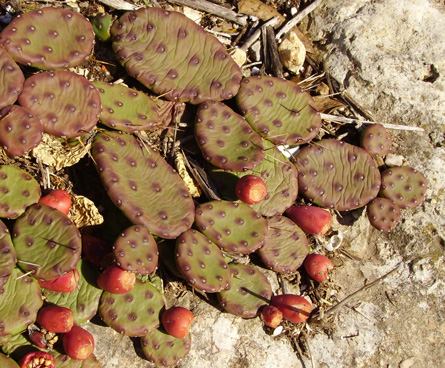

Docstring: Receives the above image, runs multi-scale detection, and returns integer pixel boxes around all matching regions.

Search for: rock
[278,29,306,74]
[384,153,404,167]
[230,48,247,67]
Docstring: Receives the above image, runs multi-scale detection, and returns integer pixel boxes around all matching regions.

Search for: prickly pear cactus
[112,225,159,275]
[92,131,195,239]
[195,100,264,172]
[258,215,308,273]
[12,204,82,281]
[54,353,102,368]
[141,328,191,367]
[236,76,322,145]
[175,229,231,293]
[217,263,272,318]
[195,200,267,254]
[0,46,24,110]
[92,81,160,133]
[379,166,428,209]
[209,139,299,216]
[0,220,15,289]
[43,259,103,324]
[0,352,20,368]
[111,8,242,104]
[99,279,164,337]
[0,267,43,337]
[92,13,114,42]
[367,197,402,232]
[0,165,41,219]
[18,71,101,138]
[294,139,382,211]
[0,7,95,70]
[360,123,392,157]
[0,105,43,157]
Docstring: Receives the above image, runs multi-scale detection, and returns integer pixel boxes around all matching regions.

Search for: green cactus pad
[112,225,159,275]
[0,353,20,368]
[92,13,114,42]
[43,259,103,324]
[208,139,299,217]
[360,123,392,157]
[236,76,322,145]
[54,352,102,368]
[258,216,309,273]
[0,267,43,337]
[195,100,264,172]
[92,81,160,133]
[18,71,101,138]
[141,328,191,367]
[92,131,195,239]
[294,139,381,211]
[0,46,24,110]
[195,200,267,254]
[111,8,242,104]
[0,165,41,220]
[217,263,272,318]
[379,166,428,209]
[367,197,402,232]
[0,7,94,70]
[12,204,82,281]
[0,220,15,289]
[175,229,231,293]
[99,278,164,336]
[0,105,43,157]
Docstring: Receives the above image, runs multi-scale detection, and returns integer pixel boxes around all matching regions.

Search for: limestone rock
[278,30,306,74]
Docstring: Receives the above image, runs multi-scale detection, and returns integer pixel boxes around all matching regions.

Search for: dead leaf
[238,0,285,23]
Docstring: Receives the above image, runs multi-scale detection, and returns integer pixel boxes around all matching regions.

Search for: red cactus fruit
[304,254,334,282]
[37,268,79,293]
[63,324,95,361]
[270,294,312,324]
[81,234,113,270]
[96,263,136,294]
[285,205,333,236]
[261,305,283,328]
[161,306,194,338]
[235,175,268,204]
[38,189,72,215]
[36,306,74,333]
[19,351,55,368]
[28,329,47,349]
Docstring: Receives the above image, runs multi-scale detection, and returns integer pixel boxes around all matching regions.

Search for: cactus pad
[236,76,322,145]
[0,165,41,219]
[258,216,309,273]
[360,123,392,157]
[175,229,231,293]
[0,7,94,70]
[111,8,242,104]
[99,279,164,336]
[92,131,195,239]
[0,353,20,368]
[12,204,82,281]
[379,166,428,209]
[294,139,381,211]
[367,197,402,232]
[217,263,272,318]
[113,225,159,275]
[93,81,160,133]
[0,267,43,337]
[54,352,102,368]
[0,220,15,289]
[43,259,103,324]
[195,200,267,254]
[92,13,114,42]
[195,100,264,172]
[18,71,101,138]
[0,46,24,110]
[141,328,191,367]
[209,139,299,216]
[0,105,43,157]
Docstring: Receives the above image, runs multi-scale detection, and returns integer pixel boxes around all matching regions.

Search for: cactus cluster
[0,4,430,367]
